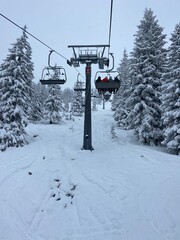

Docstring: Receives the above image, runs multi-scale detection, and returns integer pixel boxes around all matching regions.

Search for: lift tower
[68,45,110,150]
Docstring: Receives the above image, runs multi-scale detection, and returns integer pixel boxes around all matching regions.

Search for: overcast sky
[1,0,180,88]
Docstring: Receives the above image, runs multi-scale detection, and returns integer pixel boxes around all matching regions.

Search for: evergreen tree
[64,101,70,112]
[126,8,167,145]
[91,88,100,111]
[61,88,73,114]
[0,37,29,150]
[29,82,43,122]
[92,99,98,111]
[15,26,34,118]
[44,84,63,124]
[61,87,74,105]
[71,81,84,116]
[0,71,2,121]
[113,49,131,127]
[21,26,34,85]
[36,83,49,112]
[161,23,180,154]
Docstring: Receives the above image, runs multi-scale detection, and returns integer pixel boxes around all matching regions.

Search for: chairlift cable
[0,12,85,80]
[0,13,68,61]
[108,0,114,55]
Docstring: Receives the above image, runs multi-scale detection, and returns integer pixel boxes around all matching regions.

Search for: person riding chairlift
[114,76,120,82]
[108,76,113,81]
[101,76,108,82]
[96,76,101,82]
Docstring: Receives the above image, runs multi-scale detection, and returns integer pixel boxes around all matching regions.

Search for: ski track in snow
[138,175,178,239]
[0,103,180,240]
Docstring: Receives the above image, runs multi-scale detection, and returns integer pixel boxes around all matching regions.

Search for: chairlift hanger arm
[106,53,114,72]
[72,47,77,58]
[77,73,80,81]
[48,50,66,71]
[48,50,55,68]
[101,46,106,58]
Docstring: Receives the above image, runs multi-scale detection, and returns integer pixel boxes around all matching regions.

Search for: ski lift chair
[95,71,120,94]
[74,73,86,91]
[40,66,67,85]
[103,91,111,101]
[40,50,67,85]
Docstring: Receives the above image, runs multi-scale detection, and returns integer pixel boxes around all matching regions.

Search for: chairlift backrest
[40,66,67,85]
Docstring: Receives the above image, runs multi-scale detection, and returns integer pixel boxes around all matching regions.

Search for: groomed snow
[0,102,180,240]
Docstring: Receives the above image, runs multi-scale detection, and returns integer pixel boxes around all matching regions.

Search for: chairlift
[94,52,120,93]
[74,73,86,91]
[94,70,120,94]
[40,50,67,85]
[103,91,111,101]
[40,66,67,85]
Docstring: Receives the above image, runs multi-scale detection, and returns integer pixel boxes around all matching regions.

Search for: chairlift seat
[95,80,120,93]
[104,92,111,101]
[74,88,86,91]
[40,79,66,85]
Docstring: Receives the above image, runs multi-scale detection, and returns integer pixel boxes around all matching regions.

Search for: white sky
[1,0,180,88]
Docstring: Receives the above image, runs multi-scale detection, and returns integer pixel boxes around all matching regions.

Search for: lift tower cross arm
[68,44,110,68]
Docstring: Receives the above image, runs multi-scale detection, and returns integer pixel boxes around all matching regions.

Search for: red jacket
[101,77,108,82]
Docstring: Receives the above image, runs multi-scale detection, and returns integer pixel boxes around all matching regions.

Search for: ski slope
[0,102,180,240]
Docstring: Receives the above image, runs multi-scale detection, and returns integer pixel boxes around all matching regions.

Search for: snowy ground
[0,102,180,240]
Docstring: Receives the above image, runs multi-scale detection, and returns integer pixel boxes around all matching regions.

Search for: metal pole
[82,64,94,150]
[103,97,105,109]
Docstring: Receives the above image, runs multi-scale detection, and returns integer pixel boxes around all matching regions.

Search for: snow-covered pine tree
[161,23,180,154]
[61,88,74,105]
[16,26,34,118]
[0,71,2,121]
[29,82,43,122]
[92,99,98,111]
[112,49,129,111]
[113,49,131,127]
[44,84,63,124]
[0,35,30,151]
[64,101,70,112]
[36,82,49,111]
[91,88,99,111]
[126,8,167,145]
[71,81,84,116]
